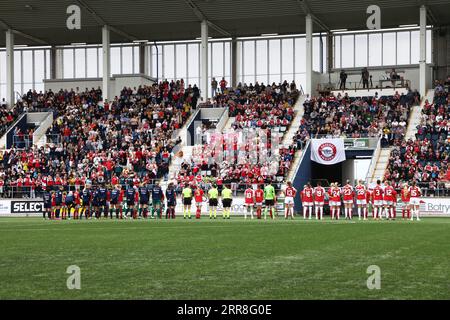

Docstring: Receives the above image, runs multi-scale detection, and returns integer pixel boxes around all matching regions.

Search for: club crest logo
[318,143,337,161]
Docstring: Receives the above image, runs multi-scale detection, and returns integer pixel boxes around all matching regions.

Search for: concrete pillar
[139,43,149,75]
[231,38,238,87]
[50,46,57,79]
[200,20,209,101]
[6,29,14,107]
[305,15,313,96]
[419,5,427,97]
[102,25,111,102]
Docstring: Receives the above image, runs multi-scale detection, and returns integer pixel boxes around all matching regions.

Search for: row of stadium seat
[384,82,450,195]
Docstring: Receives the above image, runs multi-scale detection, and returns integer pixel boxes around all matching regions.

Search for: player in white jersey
[283,181,297,219]
[313,181,326,220]
[409,181,422,221]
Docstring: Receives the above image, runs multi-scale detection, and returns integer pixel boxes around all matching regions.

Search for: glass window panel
[0,51,6,83]
[187,43,199,78]
[208,44,212,79]
[176,44,187,80]
[45,49,50,79]
[63,49,74,78]
[368,33,382,66]
[34,50,45,84]
[134,46,139,73]
[282,38,294,75]
[382,32,396,66]
[97,48,103,77]
[355,34,368,67]
[426,29,432,64]
[313,37,321,72]
[334,36,341,68]
[35,83,44,94]
[211,42,223,79]
[110,47,121,75]
[22,51,33,83]
[410,31,419,64]
[14,51,22,83]
[0,84,6,101]
[256,40,268,76]
[256,74,268,85]
[14,84,21,96]
[396,32,410,65]
[121,46,133,74]
[86,48,98,77]
[268,39,280,75]
[294,73,306,91]
[341,35,354,68]
[163,45,175,80]
[75,48,86,78]
[295,38,306,73]
[224,42,231,77]
[243,41,255,76]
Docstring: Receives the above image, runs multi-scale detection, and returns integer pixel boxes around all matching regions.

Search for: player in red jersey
[301,183,314,219]
[313,181,325,220]
[254,185,264,219]
[244,186,255,219]
[328,183,341,220]
[372,180,384,220]
[409,181,422,221]
[194,186,204,219]
[355,180,368,220]
[383,181,397,220]
[342,180,354,220]
[73,190,81,219]
[283,181,296,219]
[401,183,411,219]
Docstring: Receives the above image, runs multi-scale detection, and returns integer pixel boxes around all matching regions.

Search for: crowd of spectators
[384,80,450,195]
[296,89,419,148]
[174,81,300,193]
[0,79,195,198]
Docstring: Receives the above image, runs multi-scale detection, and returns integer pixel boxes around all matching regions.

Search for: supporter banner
[10,200,44,215]
[344,138,369,149]
[419,198,450,217]
[311,139,346,165]
[0,200,11,215]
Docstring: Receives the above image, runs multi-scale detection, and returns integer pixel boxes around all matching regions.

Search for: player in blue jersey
[92,187,101,219]
[125,184,137,219]
[138,183,150,218]
[54,186,64,219]
[165,182,177,219]
[109,184,123,219]
[151,181,164,219]
[43,190,52,220]
[81,186,92,219]
[98,184,108,218]
[64,191,75,220]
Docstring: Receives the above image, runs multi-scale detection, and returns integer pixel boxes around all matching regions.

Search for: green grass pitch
[0,217,449,299]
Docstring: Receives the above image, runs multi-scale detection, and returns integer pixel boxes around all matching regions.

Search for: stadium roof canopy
[0,0,449,46]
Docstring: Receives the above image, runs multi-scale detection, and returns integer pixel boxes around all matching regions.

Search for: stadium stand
[384,81,450,195]
[175,81,300,193]
[0,80,195,198]
[300,90,418,146]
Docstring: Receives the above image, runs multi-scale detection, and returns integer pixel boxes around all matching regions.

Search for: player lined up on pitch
[295,179,422,221]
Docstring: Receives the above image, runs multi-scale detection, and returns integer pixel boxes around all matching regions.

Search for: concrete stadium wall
[43,74,156,101]
[313,65,433,95]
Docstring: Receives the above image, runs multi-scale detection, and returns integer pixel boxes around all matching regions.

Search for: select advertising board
[0,199,44,216]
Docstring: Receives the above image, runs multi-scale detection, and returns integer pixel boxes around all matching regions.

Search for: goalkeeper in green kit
[264,182,276,220]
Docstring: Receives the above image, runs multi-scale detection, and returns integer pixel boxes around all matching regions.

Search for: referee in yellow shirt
[208,184,219,219]
[221,185,233,219]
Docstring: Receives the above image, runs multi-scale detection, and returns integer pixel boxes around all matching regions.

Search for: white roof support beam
[297,0,330,32]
